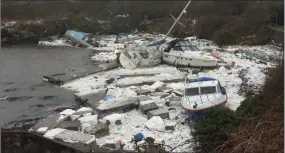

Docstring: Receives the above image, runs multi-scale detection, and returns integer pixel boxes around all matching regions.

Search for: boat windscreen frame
[164,39,201,52]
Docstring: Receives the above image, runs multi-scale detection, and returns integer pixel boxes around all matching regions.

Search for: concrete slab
[137,96,152,102]
[32,114,62,133]
[74,90,107,110]
[54,129,96,145]
[44,61,119,85]
[96,98,139,114]
[135,89,151,95]
[147,108,169,119]
[116,75,186,88]
[149,92,169,98]
[139,102,158,115]
[56,121,81,131]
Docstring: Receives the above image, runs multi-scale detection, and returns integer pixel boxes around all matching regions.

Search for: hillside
[1,1,284,46]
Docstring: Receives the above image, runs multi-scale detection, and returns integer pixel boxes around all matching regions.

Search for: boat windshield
[185,87,200,96]
[200,86,217,94]
[176,40,200,51]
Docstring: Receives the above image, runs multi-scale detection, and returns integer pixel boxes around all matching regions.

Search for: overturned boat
[182,76,227,121]
[162,39,220,67]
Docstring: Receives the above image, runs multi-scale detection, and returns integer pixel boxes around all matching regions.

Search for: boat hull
[162,53,218,67]
[184,101,226,122]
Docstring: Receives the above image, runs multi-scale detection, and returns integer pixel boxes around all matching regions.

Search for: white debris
[76,107,92,113]
[83,113,92,117]
[91,52,117,62]
[44,128,66,139]
[78,115,98,126]
[56,34,276,152]
[57,115,69,123]
[81,123,92,132]
[145,116,165,132]
[36,127,49,133]
[150,81,165,92]
[60,109,76,115]
[103,113,123,125]
[38,39,72,47]
[139,100,155,106]
[71,115,81,121]
[166,82,184,90]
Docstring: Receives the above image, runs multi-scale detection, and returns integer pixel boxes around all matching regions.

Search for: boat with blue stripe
[182,76,227,121]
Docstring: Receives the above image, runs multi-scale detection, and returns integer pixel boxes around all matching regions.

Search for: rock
[165,101,170,107]
[105,77,115,84]
[149,92,169,98]
[145,116,165,132]
[115,120,122,125]
[139,102,158,114]
[84,122,109,138]
[56,121,81,131]
[135,89,151,95]
[147,108,169,119]
[165,120,177,130]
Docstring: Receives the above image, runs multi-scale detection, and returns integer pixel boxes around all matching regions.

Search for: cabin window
[200,86,217,94]
[173,46,182,51]
[185,88,199,96]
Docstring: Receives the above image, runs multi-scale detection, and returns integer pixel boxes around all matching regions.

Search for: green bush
[191,107,240,153]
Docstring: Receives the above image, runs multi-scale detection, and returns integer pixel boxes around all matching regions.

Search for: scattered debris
[145,116,165,132]
[139,102,158,115]
[147,108,169,119]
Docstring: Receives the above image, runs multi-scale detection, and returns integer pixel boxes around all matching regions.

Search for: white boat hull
[162,52,218,67]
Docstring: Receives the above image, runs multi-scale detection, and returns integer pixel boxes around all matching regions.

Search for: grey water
[0,45,101,130]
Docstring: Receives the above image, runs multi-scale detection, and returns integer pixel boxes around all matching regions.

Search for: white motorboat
[161,39,220,67]
[181,76,227,121]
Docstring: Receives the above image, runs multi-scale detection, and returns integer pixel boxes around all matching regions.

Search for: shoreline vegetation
[1,1,284,46]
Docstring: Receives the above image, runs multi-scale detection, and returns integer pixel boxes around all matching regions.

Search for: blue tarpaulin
[104,95,115,101]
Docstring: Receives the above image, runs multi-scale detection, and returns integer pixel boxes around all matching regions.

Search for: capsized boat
[181,76,227,121]
[161,38,220,67]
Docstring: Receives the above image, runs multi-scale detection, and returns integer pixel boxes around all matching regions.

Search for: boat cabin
[164,39,201,52]
[182,77,226,110]
[182,77,227,121]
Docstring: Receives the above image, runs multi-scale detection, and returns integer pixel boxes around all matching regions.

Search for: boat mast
[148,0,191,46]
[164,0,192,39]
